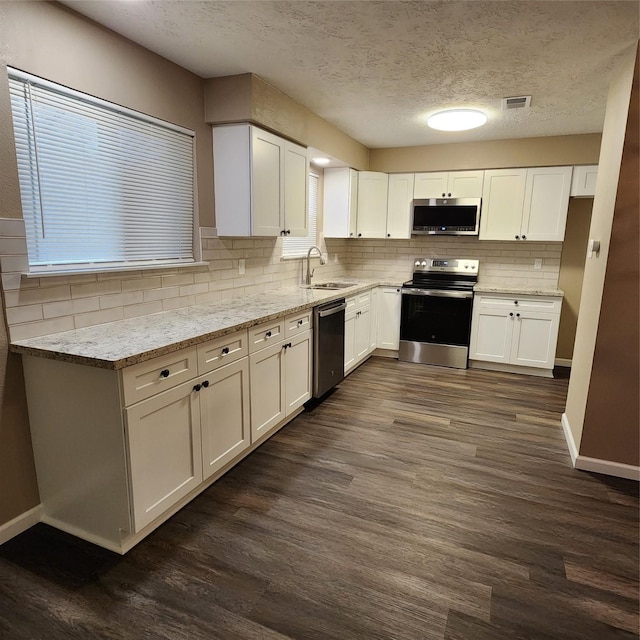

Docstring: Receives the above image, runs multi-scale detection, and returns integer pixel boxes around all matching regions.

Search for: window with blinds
[282,172,319,258]
[8,68,196,274]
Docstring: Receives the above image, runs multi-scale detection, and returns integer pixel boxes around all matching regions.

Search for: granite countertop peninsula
[474,283,564,297]
[10,280,396,370]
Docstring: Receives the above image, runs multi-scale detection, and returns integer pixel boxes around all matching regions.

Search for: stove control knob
[464,264,469,269]
[414,260,421,267]
[421,261,427,267]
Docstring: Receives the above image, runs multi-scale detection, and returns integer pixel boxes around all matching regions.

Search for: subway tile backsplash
[0,218,560,341]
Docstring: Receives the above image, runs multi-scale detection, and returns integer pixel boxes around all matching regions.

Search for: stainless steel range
[399,258,479,369]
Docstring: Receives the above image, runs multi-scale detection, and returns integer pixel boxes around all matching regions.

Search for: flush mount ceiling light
[311,156,331,166]
[427,109,488,132]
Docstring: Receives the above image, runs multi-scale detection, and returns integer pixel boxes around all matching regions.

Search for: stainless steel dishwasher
[313,298,346,398]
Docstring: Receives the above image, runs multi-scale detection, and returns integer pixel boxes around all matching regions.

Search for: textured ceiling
[61,0,639,149]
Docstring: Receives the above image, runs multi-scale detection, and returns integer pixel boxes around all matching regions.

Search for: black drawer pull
[193,383,201,392]
[160,369,170,378]
[202,380,209,388]
[221,347,229,355]
[265,331,272,338]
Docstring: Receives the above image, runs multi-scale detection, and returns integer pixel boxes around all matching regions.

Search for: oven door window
[400,293,473,346]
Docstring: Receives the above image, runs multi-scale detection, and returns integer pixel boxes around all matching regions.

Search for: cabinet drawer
[249,317,285,353]
[197,329,249,374]
[345,295,357,312]
[476,294,561,314]
[285,309,313,338]
[356,290,371,308]
[122,346,198,406]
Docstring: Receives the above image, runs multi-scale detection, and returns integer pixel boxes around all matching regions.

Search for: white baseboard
[575,456,640,481]
[0,504,42,545]
[561,412,579,466]
[554,358,572,367]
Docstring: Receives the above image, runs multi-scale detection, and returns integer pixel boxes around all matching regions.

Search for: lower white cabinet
[345,290,374,374]
[469,294,561,373]
[376,286,402,350]
[249,322,312,442]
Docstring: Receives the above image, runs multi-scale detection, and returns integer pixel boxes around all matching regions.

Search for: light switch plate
[534,258,542,270]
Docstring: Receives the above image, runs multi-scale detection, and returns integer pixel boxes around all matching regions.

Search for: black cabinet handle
[221,347,229,355]
[509,312,514,317]
[202,380,209,388]
[515,235,520,240]
[160,369,170,378]
[358,233,362,237]
[514,300,519,305]
[266,331,272,338]
[516,313,521,318]
[387,233,391,237]
[447,192,452,197]
[280,229,286,236]
[193,383,201,392]
[522,235,527,240]
[442,193,446,197]
[297,319,303,326]
[286,229,291,235]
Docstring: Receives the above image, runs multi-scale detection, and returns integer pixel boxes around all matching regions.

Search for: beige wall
[205,73,369,170]
[578,47,639,466]
[564,43,638,454]
[556,199,593,361]
[369,134,601,173]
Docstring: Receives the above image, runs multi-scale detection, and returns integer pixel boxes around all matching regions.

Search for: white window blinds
[8,68,196,273]
[282,173,319,258]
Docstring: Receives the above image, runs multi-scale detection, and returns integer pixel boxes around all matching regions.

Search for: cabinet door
[376,287,401,350]
[354,306,372,362]
[284,141,309,237]
[369,287,379,353]
[469,307,513,364]
[447,170,484,198]
[344,310,357,372]
[249,341,286,442]
[386,173,414,239]
[251,127,284,236]
[570,165,598,197]
[479,169,527,240]
[414,172,448,198]
[125,381,202,532]
[356,172,389,238]
[285,330,312,415]
[521,166,572,241]
[511,312,560,369]
[200,358,250,480]
[323,168,358,238]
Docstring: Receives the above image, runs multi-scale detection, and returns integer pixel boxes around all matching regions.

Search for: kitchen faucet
[305,245,326,285]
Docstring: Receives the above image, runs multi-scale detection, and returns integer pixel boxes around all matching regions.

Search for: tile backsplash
[0,218,560,341]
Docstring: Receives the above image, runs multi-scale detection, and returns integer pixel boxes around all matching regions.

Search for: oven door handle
[401,288,473,299]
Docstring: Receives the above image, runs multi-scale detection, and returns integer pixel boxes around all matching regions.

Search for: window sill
[24,261,209,279]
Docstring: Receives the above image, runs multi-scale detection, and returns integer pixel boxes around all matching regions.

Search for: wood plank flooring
[0,357,638,639]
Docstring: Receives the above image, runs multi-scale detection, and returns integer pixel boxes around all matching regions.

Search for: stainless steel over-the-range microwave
[411,197,482,236]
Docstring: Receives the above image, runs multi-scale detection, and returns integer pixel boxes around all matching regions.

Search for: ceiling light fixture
[427,109,488,132]
[311,156,331,166]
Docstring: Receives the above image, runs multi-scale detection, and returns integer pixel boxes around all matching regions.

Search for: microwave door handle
[401,289,473,299]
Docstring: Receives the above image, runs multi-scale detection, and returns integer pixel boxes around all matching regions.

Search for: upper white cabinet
[480,166,572,242]
[386,173,414,239]
[356,171,389,238]
[213,124,308,237]
[324,167,358,238]
[414,170,484,199]
[570,165,598,197]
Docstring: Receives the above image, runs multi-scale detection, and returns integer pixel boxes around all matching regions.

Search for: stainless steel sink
[306,282,358,290]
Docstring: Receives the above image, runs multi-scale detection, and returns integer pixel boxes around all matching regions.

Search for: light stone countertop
[474,284,564,297]
[10,280,396,370]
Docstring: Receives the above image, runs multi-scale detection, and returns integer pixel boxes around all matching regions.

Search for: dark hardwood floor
[1,357,638,639]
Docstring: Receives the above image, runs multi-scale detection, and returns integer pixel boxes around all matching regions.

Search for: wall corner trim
[561,412,579,465]
[0,504,42,545]
[575,456,640,481]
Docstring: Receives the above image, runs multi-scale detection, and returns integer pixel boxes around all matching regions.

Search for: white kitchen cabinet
[125,380,203,531]
[369,287,379,352]
[356,171,389,238]
[570,165,598,197]
[213,124,308,237]
[414,170,484,199]
[480,166,572,242]
[324,167,358,238]
[376,286,402,350]
[345,290,373,374]
[386,173,414,239]
[469,294,561,374]
[200,358,250,481]
[249,318,312,442]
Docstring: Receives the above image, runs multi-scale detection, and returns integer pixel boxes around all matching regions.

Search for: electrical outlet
[534,258,542,270]
[238,258,245,275]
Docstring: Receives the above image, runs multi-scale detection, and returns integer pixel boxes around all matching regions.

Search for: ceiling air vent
[501,95,531,110]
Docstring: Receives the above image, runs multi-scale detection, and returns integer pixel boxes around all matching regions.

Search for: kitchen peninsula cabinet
[414,170,484,199]
[480,166,572,241]
[469,293,561,375]
[213,124,308,237]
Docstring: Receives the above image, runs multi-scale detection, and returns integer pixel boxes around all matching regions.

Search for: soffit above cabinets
[60,0,639,148]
